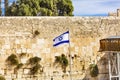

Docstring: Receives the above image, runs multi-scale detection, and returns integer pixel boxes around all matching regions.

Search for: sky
[72,0,120,16]
[1,0,120,16]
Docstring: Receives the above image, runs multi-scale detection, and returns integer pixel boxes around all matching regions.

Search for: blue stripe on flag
[53,31,69,41]
[53,40,69,46]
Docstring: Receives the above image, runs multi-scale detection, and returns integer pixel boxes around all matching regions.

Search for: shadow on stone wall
[83,53,109,80]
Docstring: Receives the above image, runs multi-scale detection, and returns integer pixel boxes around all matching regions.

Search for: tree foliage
[5,0,8,16]
[0,0,2,16]
[5,0,73,16]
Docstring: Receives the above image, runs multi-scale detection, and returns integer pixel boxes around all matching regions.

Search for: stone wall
[0,17,120,80]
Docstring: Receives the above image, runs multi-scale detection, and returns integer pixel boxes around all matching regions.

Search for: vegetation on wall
[28,56,41,65]
[6,53,43,75]
[5,0,73,16]
[30,64,42,75]
[89,64,99,77]
[33,30,40,38]
[19,53,27,58]
[6,54,19,66]
[27,56,43,75]
[6,54,24,74]
[0,75,6,80]
[15,63,23,70]
[54,54,68,73]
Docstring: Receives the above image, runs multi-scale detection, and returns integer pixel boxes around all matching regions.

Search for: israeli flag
[53,31,69,46]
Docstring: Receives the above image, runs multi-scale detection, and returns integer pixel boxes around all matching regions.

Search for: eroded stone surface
[0,17,120,80]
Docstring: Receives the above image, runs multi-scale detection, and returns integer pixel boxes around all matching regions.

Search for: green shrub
[30,64,42,75]
[28,56,42,75]
[0,75,6,80]
[28,56,41,65]
[55,56,61,63]
[54,54,68,73]
[16,63,23,70]
[19,53,27,58]
[6,54,19,66]
[89,64,99,77]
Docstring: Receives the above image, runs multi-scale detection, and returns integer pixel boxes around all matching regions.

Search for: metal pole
[108,53,111,80]
[68,30,72,80]
[117,53,120,80]
[118,52,120,80]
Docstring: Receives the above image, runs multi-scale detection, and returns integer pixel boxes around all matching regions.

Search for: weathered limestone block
[26,49,32,53]
[23,69,30,74]
[31,38,37,44]
[0,49,5,54]
[5,49,11,54]
[16,44,21,49]
[21,48,27,53]
[11,74,17,78]
[5,74,12,80]
[16,49,21,54]
[21,58,28,64]
[0,69,4,75]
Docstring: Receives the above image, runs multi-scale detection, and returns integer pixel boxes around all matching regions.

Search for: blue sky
[1,0,120,16]
[72,0,120,16]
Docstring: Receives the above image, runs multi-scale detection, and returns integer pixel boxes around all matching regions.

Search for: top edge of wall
[0,16,119,18]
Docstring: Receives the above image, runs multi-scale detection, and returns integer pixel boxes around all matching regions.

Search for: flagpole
[53,30,72,80]
[68,30,72,80]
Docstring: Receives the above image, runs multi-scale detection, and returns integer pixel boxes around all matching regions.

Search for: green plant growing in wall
[89,64,99,77]
[6,54,27,74]
[54,54,68,73]
[55,56,61,63]
[82,65,85,71]
[30,64,42,75]
[27,56,42,75]
[33,30,40,38]
[28,56,41,65]
[0,75,6,80]
[6,54,19,66]
[19,53,27,58]
[14,63,24,74]
[15,63,23,70]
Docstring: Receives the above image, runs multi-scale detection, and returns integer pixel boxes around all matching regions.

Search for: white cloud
[72,0,120,16]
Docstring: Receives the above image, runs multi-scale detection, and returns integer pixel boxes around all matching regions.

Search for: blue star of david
[58,36,63,41]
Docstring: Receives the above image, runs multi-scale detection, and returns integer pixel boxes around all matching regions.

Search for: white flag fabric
[53,31,69,46]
